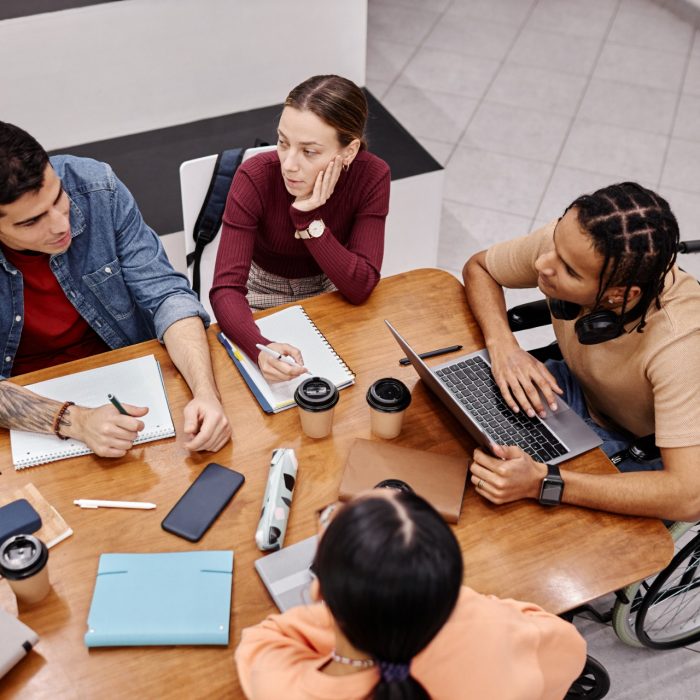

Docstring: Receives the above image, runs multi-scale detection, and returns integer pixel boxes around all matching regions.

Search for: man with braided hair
[463,182,700,521]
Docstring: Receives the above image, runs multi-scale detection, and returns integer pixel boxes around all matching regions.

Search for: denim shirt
[0,155,208,379]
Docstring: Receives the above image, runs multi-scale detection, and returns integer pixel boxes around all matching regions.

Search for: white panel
[382,171,444,277]
[0,0,367,149]
[160,230,187,277]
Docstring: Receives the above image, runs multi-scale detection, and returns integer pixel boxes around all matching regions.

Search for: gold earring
[342,162,349,172]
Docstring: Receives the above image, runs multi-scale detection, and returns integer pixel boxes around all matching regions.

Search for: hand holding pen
[256,342,309,383]
[67,394,149,459]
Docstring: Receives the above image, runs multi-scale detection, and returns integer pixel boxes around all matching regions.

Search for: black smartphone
[161,463,245,542]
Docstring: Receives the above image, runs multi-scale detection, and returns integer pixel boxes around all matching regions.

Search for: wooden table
[0,269,673,699]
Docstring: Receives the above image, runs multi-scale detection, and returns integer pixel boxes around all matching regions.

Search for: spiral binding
[14,426,175,470]
[299,307,355,381]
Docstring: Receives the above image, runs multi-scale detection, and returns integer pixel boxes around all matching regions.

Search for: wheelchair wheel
[634,530,700,649]
[612,521,699,647]
[564,655,610,699]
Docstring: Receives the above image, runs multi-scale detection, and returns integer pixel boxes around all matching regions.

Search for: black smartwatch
[539,464,564,506]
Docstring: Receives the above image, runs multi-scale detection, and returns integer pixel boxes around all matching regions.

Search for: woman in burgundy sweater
[210,75,390,382]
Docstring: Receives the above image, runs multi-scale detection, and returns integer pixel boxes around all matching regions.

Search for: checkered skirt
[246,260,337,310]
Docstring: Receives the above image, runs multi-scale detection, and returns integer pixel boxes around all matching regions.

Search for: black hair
[565,182,679,332]
[0,122,49,209]
[313,491,463,700]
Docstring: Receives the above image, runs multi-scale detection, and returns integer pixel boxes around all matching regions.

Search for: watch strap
[539,463,564,506]
[546,463,560,478]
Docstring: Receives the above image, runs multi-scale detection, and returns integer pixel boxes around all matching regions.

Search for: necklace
[331,651,376,669]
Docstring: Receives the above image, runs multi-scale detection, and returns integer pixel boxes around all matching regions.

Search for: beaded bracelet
[52,401,75,440]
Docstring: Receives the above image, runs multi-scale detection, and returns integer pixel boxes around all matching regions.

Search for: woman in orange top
[236,489,586,699]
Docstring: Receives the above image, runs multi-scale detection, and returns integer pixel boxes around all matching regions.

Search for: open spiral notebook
[218,304,355,414]
[11,354,175,469]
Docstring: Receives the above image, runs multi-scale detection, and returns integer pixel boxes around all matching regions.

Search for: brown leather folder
[338,438,470,523]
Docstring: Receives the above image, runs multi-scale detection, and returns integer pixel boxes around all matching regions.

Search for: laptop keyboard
[436,356,568,462]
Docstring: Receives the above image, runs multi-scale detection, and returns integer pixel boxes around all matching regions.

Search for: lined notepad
[11,355,175,469]
[218,305,355,413]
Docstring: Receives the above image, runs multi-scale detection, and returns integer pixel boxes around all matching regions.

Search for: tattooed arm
[0,381,149,458]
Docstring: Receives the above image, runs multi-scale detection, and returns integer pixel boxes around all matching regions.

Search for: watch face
[540,478,563,505]
[308,220,325,238]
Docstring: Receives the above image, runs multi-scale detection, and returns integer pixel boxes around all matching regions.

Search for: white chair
[180,145,276,320]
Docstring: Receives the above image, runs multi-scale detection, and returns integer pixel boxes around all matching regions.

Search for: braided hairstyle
[313,490,463,700]
[565,182,679,332]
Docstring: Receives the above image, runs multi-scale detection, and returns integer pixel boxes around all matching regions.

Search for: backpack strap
[187,147,245,298]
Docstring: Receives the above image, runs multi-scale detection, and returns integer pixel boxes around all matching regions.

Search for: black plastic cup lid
[375,478,414,494]
[294,376,339,412]
[0,534,48,580]
[366,378,412,413]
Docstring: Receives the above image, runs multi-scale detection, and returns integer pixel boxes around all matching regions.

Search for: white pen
[255,343,308,371]
[73,499,156,510]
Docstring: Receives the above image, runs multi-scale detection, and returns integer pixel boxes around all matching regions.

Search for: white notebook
[11,355,175,469]
[217,305,355,414]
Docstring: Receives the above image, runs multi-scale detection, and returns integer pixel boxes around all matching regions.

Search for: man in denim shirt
[0,122,231,456]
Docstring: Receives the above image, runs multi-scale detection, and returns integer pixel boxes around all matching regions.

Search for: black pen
[399,344,463,366]
[107,393,131,416]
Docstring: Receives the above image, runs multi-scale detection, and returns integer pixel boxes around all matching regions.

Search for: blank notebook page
[11,354,175,469]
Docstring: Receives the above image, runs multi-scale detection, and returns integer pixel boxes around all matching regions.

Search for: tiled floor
[367,0,700,698]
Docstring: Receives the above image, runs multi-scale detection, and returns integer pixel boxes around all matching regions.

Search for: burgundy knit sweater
[210,150,391,359]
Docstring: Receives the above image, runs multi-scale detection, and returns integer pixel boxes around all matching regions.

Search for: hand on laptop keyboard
[485,342,563,419]
[470,444,548,505]
[438,357,568,463]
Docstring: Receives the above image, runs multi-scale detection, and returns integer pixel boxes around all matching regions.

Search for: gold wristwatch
[294,219,325,240]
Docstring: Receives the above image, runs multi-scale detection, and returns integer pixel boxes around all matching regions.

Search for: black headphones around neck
[548,298,628,345]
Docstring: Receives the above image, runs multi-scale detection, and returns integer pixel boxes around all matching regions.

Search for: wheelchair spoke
[643,576,700,633]
[636,537,700,647]
[613,523,700,648]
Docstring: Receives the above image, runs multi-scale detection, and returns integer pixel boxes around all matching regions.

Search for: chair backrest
[180,145,276,320]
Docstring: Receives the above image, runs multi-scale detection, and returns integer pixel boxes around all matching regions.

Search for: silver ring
[477,479,484,490]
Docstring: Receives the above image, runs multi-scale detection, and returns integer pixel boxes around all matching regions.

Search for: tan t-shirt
[235,587,586,700]
[485,221,700,448]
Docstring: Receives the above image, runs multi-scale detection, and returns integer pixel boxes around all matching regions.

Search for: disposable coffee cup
[367,377,412,439]
[0,534,51,605]
[294,376,339,439]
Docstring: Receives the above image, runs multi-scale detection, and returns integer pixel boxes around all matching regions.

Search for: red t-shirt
[2,245,110,376]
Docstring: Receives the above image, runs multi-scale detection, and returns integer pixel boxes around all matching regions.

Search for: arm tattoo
[0,381,63,434]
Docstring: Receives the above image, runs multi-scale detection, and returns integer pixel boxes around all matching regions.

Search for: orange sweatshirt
[235,586,587,700]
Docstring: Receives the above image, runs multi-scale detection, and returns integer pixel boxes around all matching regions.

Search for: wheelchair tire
[634,531,700,649]
[564,655,610,699]
[612,521,698,648]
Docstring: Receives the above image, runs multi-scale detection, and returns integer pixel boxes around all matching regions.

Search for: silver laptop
[255,535,317,612]
[385,321,601,465]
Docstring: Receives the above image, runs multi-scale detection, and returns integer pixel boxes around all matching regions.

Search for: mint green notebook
[85,551,233,647]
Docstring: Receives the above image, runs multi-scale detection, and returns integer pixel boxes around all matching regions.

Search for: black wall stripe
[49,91,441,236]
[0,0,120,21]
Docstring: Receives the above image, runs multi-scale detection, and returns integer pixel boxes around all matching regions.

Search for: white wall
[0,0,367,149]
